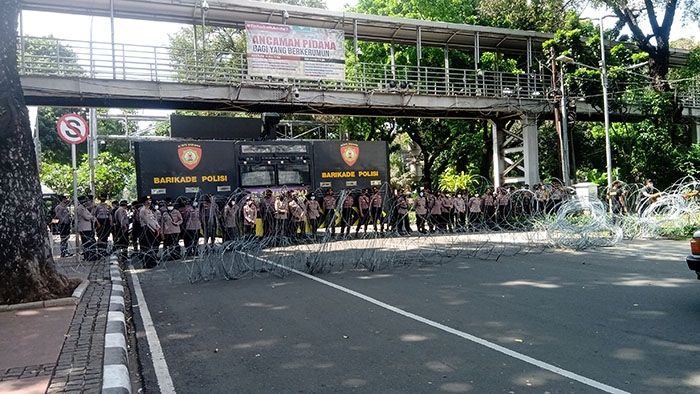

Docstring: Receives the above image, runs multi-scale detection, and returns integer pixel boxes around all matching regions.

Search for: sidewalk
[0,253,113,394]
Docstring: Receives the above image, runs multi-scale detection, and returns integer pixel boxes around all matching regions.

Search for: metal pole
[353,19,359,58]
[390,44,396,80]
[550,50,568,185]
[600,19,613,192]
[444,46,450,94]
[559,71,571,185]
[111,0,116,79]
[89,108,97,196]
[417,26,422,91]
[19,11,24,70]
[201,5,206,54]
[71,144,80,260]
[193,24,198,79]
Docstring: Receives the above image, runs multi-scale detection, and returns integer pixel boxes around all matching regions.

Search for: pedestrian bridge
[18,36,700,120]
[19,36,559,118]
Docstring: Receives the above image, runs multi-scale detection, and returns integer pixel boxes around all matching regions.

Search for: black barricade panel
[170,115,262,140]
[235,141,313,193]
[311,141,389,191]
[135,140,236,200]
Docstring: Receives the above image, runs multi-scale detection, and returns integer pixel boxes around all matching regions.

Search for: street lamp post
[598,17,614,196]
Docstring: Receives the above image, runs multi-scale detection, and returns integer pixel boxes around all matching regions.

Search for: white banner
[245,22,346,81]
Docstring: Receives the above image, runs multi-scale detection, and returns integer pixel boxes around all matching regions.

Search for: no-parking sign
[56,113,89,145]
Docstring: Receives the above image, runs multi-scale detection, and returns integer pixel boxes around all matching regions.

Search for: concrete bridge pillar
[522,114,540,187]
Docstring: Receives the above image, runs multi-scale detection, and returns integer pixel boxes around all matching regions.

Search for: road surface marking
[129,265,177,394]
[241,253,629,394]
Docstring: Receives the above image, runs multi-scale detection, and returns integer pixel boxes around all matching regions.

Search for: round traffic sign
[56,113,89,145]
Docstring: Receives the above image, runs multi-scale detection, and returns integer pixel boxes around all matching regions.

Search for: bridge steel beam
[20,76,548,118]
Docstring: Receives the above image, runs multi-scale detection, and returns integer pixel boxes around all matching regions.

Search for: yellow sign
[321,170,380,179]
[153,175,228,184]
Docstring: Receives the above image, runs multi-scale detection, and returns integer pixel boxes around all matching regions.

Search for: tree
[40,152,136,199]
[595,0,700,90]
[0,0,72,304]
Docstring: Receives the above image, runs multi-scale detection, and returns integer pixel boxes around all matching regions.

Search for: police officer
[76,195,97,260]
[223,199,237,242]
[323,188,337,236]
[161,200,183,260]
[340,189,355,237]
[261,189,275,238]
[369,187,383,233]
[243,196,258,237]
[200,195,219,247]
[54,195,73,257]
[396,192,411,235]
[496,187,511,224]
[94,194,112,257]
[289,194,306,238]
[131,200,142,253]
[306,193,321,237]
[356,188,370,235]
[183,199,202,257]
[483,189,496,227]
[274,193,289,239]
[139,196,161,268]
[428,190,442,233]
[113,200,130,264]
[453,192,466,231]
[468,193,483,230]
[441,193,454,233]
[414,190,428,234]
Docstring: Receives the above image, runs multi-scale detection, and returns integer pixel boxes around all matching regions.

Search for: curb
[102,257,131,394]
[0,279,90,312]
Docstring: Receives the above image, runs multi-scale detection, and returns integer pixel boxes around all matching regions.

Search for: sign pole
[89,108,97,196]
[71,143,80,263]
[56,112,90,263]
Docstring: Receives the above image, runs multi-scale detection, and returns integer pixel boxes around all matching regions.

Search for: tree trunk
[422,153,434,189]
[649,47,671,92]
[0,0,71,304]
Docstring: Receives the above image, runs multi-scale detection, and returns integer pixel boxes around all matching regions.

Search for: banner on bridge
[245,22,345,81]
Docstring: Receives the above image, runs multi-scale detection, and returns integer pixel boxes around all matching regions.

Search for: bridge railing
[16,36,699,107]
[17,36,554,100]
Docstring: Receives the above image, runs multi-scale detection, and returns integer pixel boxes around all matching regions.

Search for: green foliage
[40,152,136,200]
[656,212,700,240]
[21,36,83,76]
[575,167,619,185]
[39,161,74,196]
[438,167,479,193]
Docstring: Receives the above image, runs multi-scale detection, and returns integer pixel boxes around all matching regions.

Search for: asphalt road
[131,239,700,393]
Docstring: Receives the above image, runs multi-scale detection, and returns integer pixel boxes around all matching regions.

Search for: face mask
[420,192,424,197]
[311,196,316,200]
[167,206,174,211]
[193,202,198,207]
[154,205,159,210]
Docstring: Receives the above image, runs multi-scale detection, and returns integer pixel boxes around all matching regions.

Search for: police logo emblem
[340,143,360,167]
[178,144,202,170]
